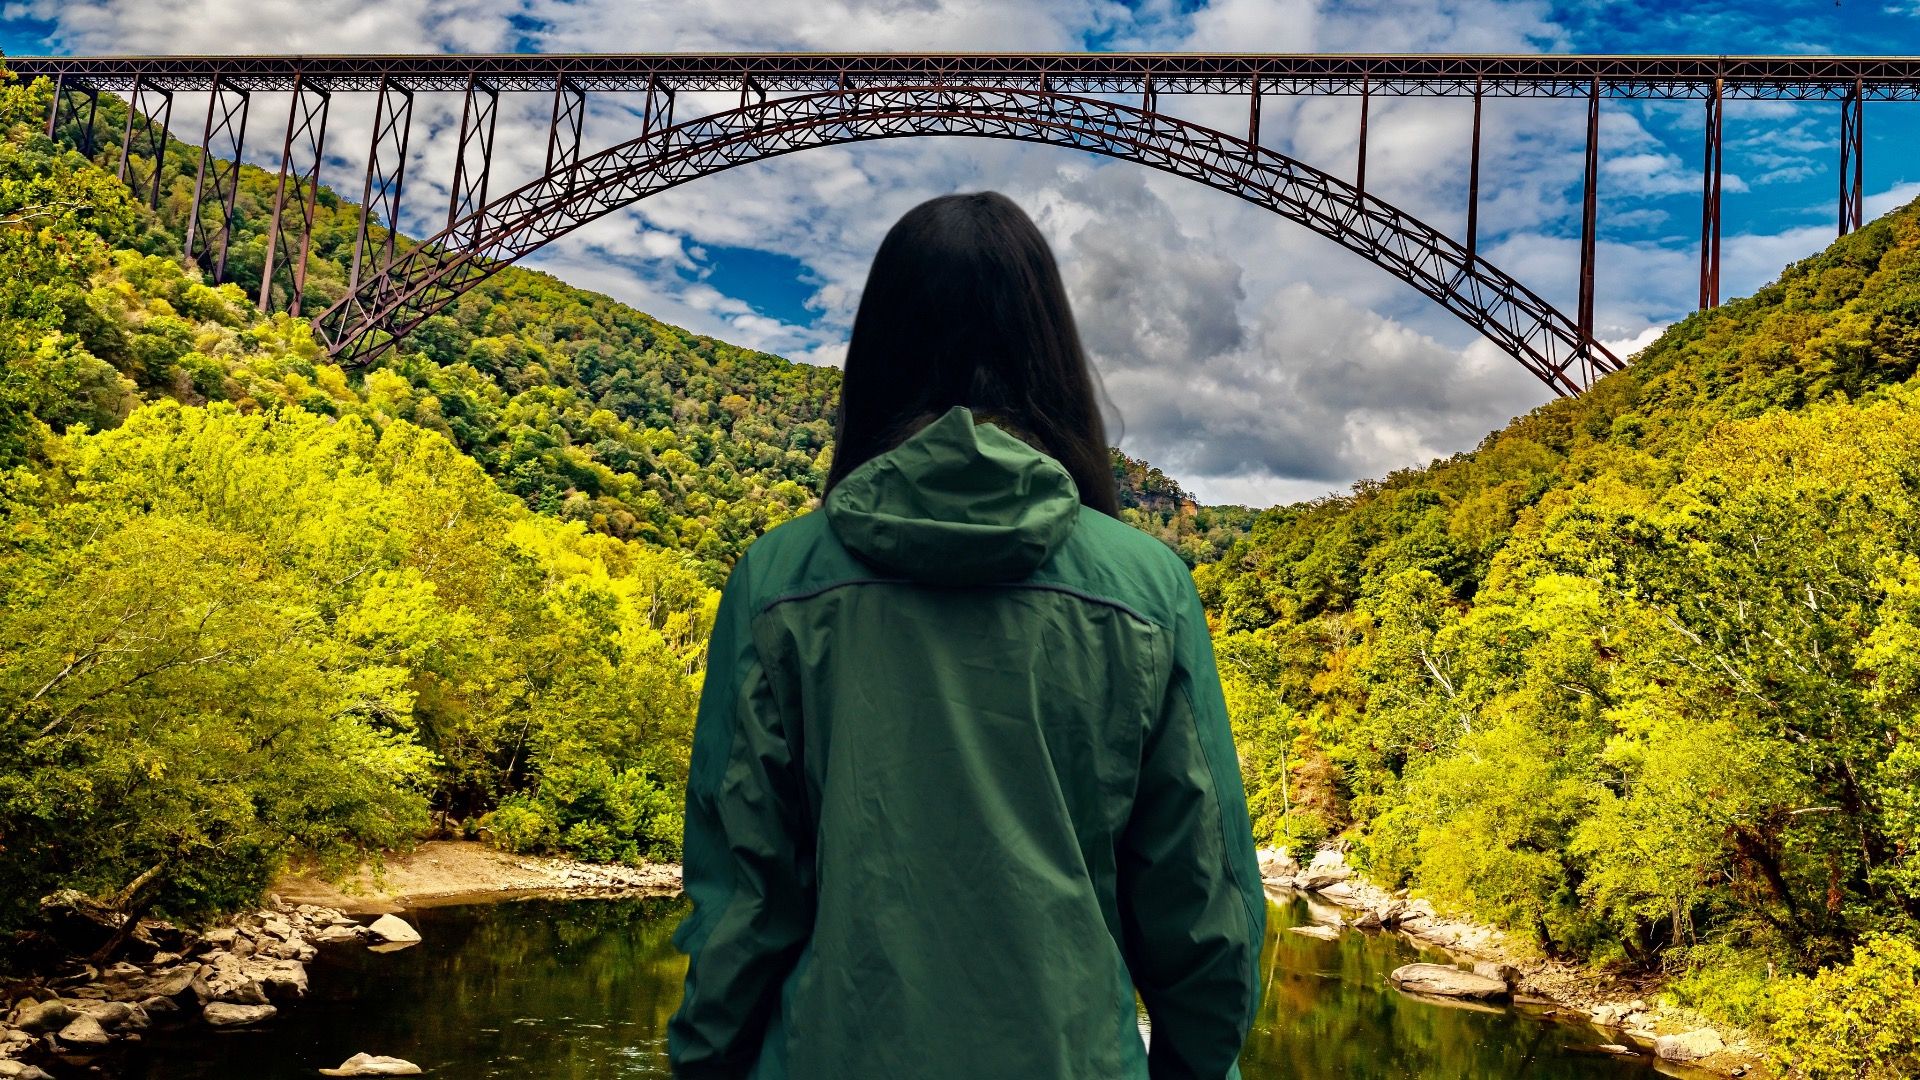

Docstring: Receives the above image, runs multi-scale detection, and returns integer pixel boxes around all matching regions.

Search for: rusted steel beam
[260,74,330,315]
[1467,73,1482,264]
[546,73,587,178]
[183,77,249,283]
[350,75,414,292]
[1699,77,1723,310]
[448,75,499,244]
[9,53,1920,100]
[1839,78,1865,235]
[1577,76,1601,387]
[311,84,1617,396]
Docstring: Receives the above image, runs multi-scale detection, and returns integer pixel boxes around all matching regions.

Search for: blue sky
[3,0,1918,504]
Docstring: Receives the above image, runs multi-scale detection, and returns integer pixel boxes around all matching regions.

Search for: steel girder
[259,76,330,314]
[310,85,1620,395]
[115,75,173,209]
[9,53,1920,100]
[183,78,249,283]
[350,77,414,291]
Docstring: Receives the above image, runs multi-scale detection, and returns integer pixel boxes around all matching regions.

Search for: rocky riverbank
[1262,846,1768,1078]
[1,843,684,1078]
[273,840,682,913]
[0,897,426,1078]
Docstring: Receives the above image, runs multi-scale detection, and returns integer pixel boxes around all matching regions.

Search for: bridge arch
[312,84,1620,395]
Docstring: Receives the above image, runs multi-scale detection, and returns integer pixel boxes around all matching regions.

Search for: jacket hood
[824,406,1081,585]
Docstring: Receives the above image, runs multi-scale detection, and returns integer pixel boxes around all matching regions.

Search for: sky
[3,2,1918,506]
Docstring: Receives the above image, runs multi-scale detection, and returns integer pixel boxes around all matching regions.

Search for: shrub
[1769,934,1920,1080]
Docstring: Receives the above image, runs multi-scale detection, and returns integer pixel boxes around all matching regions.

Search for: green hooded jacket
[669,406,1265,1079]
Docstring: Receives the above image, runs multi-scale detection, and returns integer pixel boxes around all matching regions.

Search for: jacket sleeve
[669,552,814,1078]
[1119,578,1267,1080]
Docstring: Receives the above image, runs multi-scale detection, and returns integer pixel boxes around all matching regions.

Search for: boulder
[142,967,197,1002]
[1472,961,1523,988]
[69,1001,134,1029]
[1289,924,1341,941]
[366,915,420,945]
[192,954,270,1006]
[10,1002,75,1035]
[55,1015,111,1047]
[1256,847,1299,880]
[264,935,316,962]
[200,928,238,949]
[138,995,180,1017]
[314,924,367,945]
[1351,909,1385,930]
[1387,963,1511,1002]
[202,1003,277,1027]
[1589,1004,1627,1027]
[256,959,309,1000]
[0,1061,56,1080]
[1653,1029,1725,1062]
[318,1053,425,1077]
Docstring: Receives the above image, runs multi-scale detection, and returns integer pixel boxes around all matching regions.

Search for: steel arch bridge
[19,53,1920,395]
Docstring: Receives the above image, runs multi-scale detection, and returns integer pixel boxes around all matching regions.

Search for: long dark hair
[825,191,1120,517]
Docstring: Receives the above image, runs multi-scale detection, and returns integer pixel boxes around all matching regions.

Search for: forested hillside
[1201,194,1920,1075]
[9,61,1920,1076]
[0,66,1225,943]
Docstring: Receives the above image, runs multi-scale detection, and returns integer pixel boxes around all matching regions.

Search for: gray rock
[1653,1029,1725,1062]
[1289,924,1341,941]
[313,924,366,945]
[1387,963,1512,1002]
[318,1053,425,1076]
[1472,961,1523,987]
[1256,846,1299,880]
[142,968,196,1001]
[201,1003,276,1027]
[56,1015,111,1047]
[10,1002,74,1034]
[192,954,270,1006]
[200,928,238,948]
[138,995,179,1017]
[365,915,420,945]
[257,960,308,1000]
[69,1001,133,1029]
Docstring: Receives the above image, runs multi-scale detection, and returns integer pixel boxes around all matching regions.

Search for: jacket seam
[1178,675,1266,1032]
[757,577,1158,627]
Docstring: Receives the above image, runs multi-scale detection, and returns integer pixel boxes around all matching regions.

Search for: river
[101,892,1702,1079]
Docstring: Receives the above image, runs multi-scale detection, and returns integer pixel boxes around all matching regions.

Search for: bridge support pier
[641,75,676,137]
[1699,78,1723,310]
[260,75,330,315]
[449,75,499,244]
[1839,77,1864,236]
[1356,73,1371,199]
[116,75,173,209]
[184,77,249,284]
[1467,74,1482,264]
[1247,75,1261,147]
[46,76,100,157]
[546,74,587,193]
[350,76,414,292]
[1576,78,1601,387]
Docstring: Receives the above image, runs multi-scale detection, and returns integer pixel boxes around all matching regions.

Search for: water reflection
[104,892,1686,1079]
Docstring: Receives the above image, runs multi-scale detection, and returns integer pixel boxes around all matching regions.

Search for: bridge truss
[17,53,1920,394]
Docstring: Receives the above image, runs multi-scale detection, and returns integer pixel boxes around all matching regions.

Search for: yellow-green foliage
[0,402,714,927]
[1199,193,1920,1064]
[1769,936,1920,1080]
